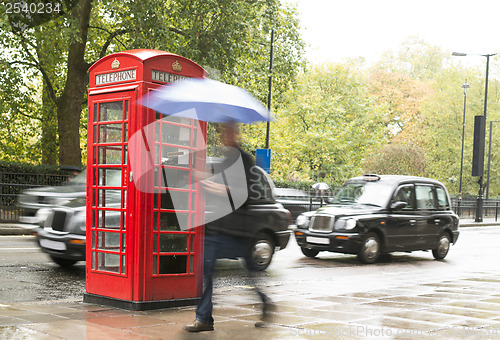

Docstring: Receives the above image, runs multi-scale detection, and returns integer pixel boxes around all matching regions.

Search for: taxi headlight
[345,219,357,230]
[296,215,310,228]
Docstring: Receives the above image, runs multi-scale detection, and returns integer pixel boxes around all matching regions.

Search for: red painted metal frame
[86,50,207,303]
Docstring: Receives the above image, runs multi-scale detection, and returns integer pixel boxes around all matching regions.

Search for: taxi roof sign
[362,174,381,182]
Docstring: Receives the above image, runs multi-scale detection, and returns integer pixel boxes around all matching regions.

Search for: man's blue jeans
[195,234,267,325]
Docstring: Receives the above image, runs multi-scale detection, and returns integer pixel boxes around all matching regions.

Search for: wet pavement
[1,222,500,339]
[1,272,500,339]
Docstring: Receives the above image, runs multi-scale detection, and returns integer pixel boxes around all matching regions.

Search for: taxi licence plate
[306,236,329,245]
[40,239,67,251]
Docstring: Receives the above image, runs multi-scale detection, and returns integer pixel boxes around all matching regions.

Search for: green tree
[413,66,500,196]
[371,38,500,196]
[374,36,447,81]
[0,65,40,163]
[268,61,389,185]
[368,69,432,142]
[0,0,304,167]
[0,35,41,163]
[1,0,92,167]
[363,143,426,176]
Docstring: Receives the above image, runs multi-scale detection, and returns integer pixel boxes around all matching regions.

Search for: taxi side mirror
[390,201,407,210]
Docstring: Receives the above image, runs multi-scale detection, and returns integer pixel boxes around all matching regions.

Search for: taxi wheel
[357,232,381,264]
[301,247,320,258]
[245,233,275,271]
[50,255,77,267]
[432,233,451,260]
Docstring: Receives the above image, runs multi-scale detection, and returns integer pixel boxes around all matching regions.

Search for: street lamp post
[265,29,274,149]
[257,30,274,174]
[459,80,470,210]
[452,52,498,222]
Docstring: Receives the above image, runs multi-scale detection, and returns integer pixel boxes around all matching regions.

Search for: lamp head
[452,52,467,57]
[462,80,470,94]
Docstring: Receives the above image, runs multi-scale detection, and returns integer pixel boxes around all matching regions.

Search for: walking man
[184,122,274,332]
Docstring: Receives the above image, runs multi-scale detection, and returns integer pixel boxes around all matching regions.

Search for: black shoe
[255,300,277,327]
[183,320,214,332]
[255,321,269,328]
[262,300,277,320]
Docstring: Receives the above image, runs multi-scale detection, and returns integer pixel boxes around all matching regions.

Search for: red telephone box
[84,49,208,310]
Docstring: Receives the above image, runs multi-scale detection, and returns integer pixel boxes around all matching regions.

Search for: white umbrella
[312,182,330,191]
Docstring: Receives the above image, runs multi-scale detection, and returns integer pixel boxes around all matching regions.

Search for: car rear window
[415,185,435,210]
[435,186,450,210]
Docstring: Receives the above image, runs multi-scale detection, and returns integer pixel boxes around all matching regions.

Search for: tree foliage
[374,37,447,81]
[263,37,500,197]
[3,5,500,200]
[370,38,500,196]
[368,69,432,140]
[266,61,389,185]
[0,0,305,167]
[363,143,426,177]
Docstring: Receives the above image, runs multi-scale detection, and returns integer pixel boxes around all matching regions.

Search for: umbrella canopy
[312,182,330,190]
[139,78,271,123]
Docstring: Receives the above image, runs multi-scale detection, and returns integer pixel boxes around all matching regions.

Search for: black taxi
[293,175,459,263]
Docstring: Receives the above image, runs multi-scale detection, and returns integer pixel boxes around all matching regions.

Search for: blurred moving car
[274,188,311,220]
[205,162,292,270]
[28,164,291,270]
[36,198,87,267]
[293,175,460,264]
[17,170,87,227]
[274,188,309,201]
[33,170,120,267]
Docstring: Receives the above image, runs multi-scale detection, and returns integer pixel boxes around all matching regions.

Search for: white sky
[283,0,500,68]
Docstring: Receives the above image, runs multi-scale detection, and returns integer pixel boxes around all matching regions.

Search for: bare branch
[88,26,130,61]
[6,60,38,68]
[99,28,129,59]
[16,108,42,121]
[168,26,187,37]
[300,115,310,131]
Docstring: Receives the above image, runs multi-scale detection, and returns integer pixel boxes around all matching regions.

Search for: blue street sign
[256,148,271,174]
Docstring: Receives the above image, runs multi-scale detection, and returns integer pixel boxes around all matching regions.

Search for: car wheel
[432,233,451,260]
[245,233,275,271]
[357,232,381,264]
[50,255,77,267]
[301,247,320,258]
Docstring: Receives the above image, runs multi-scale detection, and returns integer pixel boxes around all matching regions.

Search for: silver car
[17,171,87,227]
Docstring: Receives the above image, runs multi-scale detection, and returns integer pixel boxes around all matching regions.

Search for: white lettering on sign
[95,69,137,85]
[152,70,187,83]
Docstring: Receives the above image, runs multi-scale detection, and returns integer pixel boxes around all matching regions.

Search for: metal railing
[0,172,71,222]
[452,198,500,221]
[3,171,499,223]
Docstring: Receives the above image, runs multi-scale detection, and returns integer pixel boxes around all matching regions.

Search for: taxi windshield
[331,181,393,207]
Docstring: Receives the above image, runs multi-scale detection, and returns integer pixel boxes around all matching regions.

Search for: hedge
[0,161,66,174]
[0,161,78,206]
